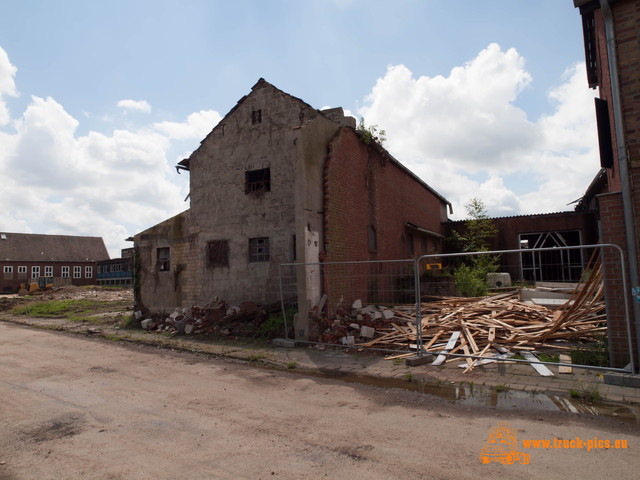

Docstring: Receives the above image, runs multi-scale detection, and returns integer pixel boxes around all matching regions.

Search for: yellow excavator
[18,277,54,295]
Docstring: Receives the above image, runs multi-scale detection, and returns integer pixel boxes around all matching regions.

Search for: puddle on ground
[310,369,640,424]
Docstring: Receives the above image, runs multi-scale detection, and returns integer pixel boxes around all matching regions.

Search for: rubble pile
[316,299,398,346]
[137,298,281,337]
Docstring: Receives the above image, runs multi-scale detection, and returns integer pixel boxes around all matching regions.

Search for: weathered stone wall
[135,211,199,312]
[184,82,321,306]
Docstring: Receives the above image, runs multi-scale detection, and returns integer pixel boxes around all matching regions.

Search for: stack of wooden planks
[357,257,606,373]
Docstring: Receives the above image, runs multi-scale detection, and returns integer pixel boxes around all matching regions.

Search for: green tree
[462,198,498,252]
[453,198,500,296]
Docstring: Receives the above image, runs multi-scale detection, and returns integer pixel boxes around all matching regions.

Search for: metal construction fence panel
[278,259,418,352]
[279,244,635,372]
[415,244,634,373]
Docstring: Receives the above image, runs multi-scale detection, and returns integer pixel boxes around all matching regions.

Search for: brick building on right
[575,0,640,369]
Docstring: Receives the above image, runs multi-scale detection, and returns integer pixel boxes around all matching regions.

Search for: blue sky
[0,1,599,257]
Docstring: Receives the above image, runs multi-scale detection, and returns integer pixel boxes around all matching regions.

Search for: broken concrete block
[349,323,361,330]
[351,299,362,310]
[382,310,394,320]
[360,305,377,316]
[184,324,194,335]
[373,311,382,320]
[360,326,375,338]
[134,311,143,320]
[140,318,154,330]
[341,335,355,345]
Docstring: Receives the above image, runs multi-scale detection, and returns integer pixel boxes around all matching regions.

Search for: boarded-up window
[249,237,269,263]
[245,168,270,194]
[368,226,377,252]
[407,234,414,256]
[208,240,229,268]
[251,109,262,124]
[595,98,614,168]
[581,9,598,88]
[157,247,170,272]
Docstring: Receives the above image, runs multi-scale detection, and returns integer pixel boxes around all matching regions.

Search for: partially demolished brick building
[134,79,451,339]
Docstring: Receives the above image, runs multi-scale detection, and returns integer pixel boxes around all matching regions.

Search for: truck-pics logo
[479,422,531,465]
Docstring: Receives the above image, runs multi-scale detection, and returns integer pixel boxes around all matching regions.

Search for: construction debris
[140,298,282,338]
[312,256,607,374]
[358,259,606,373]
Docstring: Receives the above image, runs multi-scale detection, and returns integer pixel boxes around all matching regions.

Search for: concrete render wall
[135,83,344,316]
[135,211,200,312]
[186,84,318,306]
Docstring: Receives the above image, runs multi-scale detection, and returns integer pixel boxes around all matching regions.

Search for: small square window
[73,266,81,278]
[18,266,27,274]
[208,240,229,268]
[249,237,270,263]
[85,266,93,278]
[245,168,270,194]
[62,266,70,278]
[157,247,170,271]
[32,266,41,279]
[3,266,12,274]
[44,266,53,277]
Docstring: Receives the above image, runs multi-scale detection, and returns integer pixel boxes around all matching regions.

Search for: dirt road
[0,322,637,480]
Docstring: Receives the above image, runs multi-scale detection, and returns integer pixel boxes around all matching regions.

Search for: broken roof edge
[133,209,191,238]
[350,128,453,214]
[177,78,357,172]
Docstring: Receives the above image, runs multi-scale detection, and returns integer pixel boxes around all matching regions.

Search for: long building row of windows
[3,265,93,279]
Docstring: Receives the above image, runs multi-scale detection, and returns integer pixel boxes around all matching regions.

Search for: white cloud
[0,90,220,257]
[0,46,18,126]
[360,44,598,219]
[117,99,151,113]
[153,110,221,140]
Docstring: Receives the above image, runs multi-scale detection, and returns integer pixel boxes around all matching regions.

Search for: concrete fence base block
[603,372,640,388]
[273,338,295,348]
[405,354,434,366]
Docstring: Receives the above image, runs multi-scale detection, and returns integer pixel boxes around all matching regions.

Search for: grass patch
[11,299,130,324]
[494,384,510,393]
[287,362,296,369]
[570,335,609,367]
[570,380,602,404]
[247,354,265,364]
[537,352,559,363]
[405,372,414,383]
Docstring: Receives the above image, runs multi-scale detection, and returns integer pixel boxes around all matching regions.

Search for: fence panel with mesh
[415,244,633,373]
[279,244,634,373]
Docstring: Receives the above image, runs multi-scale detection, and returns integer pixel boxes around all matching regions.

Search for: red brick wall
[324,128,444,263]
[597,192,636,366]
[323,128,446,307]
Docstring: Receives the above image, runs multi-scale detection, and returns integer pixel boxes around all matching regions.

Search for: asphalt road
[0,322,637,479]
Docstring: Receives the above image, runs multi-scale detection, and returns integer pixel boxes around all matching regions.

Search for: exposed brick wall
[597,192,637,366]
[323,128,447,308]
